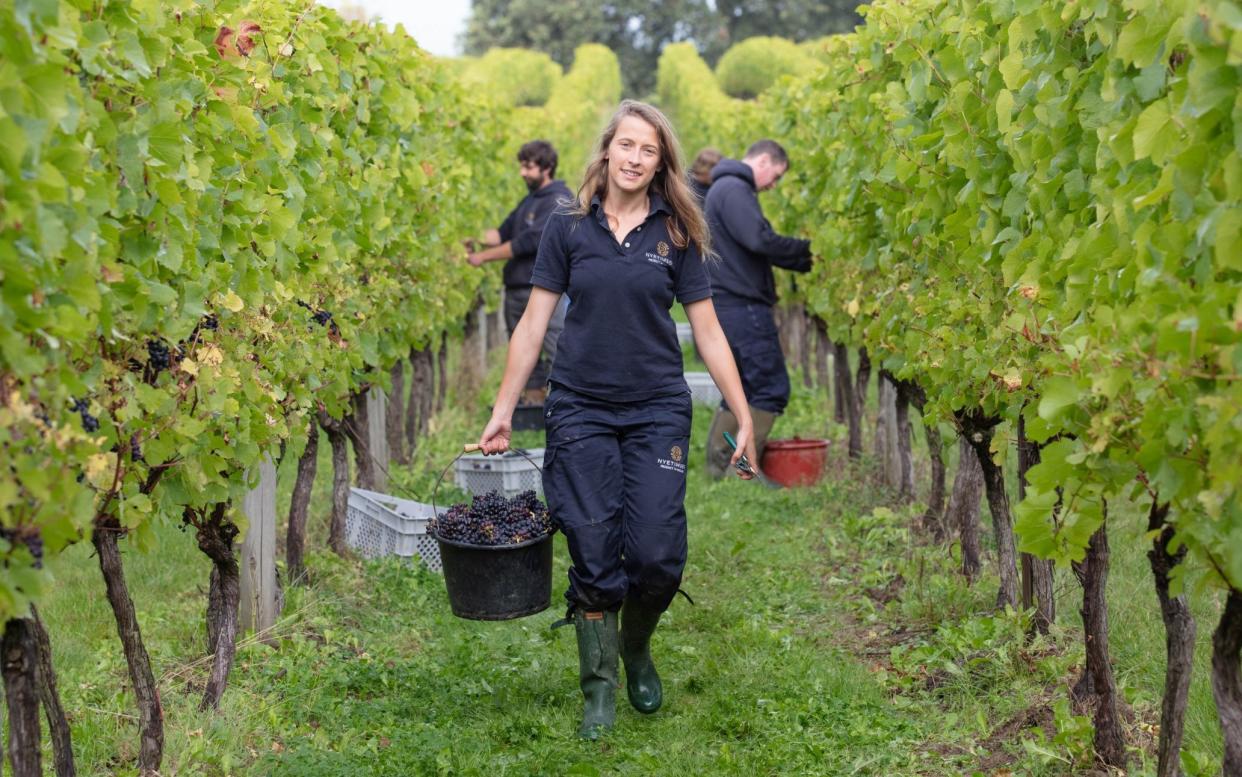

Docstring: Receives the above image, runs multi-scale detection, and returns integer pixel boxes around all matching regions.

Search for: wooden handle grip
[463,443,482,452]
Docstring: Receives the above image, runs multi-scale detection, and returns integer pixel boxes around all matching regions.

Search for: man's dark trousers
[503,285,567,390]
[713,299,791,414]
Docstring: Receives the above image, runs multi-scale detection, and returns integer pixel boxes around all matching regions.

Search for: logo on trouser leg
[657,445,687,474]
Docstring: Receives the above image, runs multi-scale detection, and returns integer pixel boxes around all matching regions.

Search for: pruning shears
[723,431,781,489]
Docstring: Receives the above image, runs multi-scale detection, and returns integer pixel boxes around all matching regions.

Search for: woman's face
[606,114,661,197]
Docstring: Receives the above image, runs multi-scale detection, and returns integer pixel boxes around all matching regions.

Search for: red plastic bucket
[760,438,830,487]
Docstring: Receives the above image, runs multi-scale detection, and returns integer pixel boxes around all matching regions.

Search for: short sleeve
[529,213,570,293]
[674,241,712,304]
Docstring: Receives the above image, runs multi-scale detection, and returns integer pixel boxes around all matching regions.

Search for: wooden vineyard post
[491,288,507,351]
[475,304,488,369]
[240,457,280,639]
[366,386,390,493]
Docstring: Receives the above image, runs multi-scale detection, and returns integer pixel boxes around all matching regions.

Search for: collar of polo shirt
[589,193,672,227]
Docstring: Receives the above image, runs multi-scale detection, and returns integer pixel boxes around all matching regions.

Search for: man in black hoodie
[468,140,573,400]
[702,140,813,478]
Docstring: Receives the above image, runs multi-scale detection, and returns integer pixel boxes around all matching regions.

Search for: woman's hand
[479,415,512,455]
[730,421,759,480]
[683,298,761,480]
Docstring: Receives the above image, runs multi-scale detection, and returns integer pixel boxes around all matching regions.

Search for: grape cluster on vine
[431,490,552,546]
[147,339,171,372]
[70,397,99,432]
[0,527,45,569]
[297,299,339,334]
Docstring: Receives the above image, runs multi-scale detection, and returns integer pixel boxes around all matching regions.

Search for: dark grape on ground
[431,490,553,546]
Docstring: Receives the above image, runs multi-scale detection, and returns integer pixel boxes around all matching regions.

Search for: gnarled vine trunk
[1071,514,1127,770]
[346,389,377,491]
[832,342,862,458]
[814,317,832,391]
[404,347,425,453]
[946,434,983,581]
[1016,415,1055,634]
[853,346,870,425]
[958,410,1019,609]
[318,410,351,556]
[901,381,945,539]
[1145,500,1195,777]
[32,606,75,777]
[93,519,163,773]
[890,375,915,502]
[194,503,240,711]
[3,617,40,776]
[285,419,319,587]
[1212,589,1242,777]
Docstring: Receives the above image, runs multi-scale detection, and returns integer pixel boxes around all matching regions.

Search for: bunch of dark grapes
[25,532,44,568]
[431,489,552,546]
[147,339,171,372]
[297,299,339,335]
[0,528,44,569]
[70,397,99,432]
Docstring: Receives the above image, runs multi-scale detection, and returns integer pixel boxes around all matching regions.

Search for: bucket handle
[430,444,545,523]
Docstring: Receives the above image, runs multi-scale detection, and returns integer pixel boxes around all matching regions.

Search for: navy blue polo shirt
[530,193,712,402]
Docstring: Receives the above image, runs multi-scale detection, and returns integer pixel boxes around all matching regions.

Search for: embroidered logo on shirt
[670,445,683,463]
[646,240,674,268]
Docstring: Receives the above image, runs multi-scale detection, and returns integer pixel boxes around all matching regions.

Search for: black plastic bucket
[435,531,554,620]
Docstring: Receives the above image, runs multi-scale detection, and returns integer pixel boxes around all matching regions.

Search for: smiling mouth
[621,169,642,179]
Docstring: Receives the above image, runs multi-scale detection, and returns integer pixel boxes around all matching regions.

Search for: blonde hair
[574,100,713,259]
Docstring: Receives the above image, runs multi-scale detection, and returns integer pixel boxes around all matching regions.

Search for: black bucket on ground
[435,532,554,620]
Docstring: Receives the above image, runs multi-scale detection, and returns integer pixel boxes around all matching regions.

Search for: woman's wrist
[492,393,518,421]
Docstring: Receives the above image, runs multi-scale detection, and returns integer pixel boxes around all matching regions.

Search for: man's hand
[466,239,513,267]
[462,237,479,253]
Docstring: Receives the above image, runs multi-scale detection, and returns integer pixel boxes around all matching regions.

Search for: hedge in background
[715,36,815,99]
[460,47,563,108]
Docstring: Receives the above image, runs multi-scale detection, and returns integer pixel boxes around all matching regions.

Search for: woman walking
[476,100,756,739]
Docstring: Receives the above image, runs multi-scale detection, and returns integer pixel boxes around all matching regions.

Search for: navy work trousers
[714,300,791,414]
[541,384,693,613]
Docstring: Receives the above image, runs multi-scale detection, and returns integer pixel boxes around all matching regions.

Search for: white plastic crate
[345,488,444,571]
[454,448,544,498]
[675,321,693,345]
[685,371,722,406]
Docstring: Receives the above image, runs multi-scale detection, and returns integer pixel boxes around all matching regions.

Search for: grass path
[37,351,1225,775]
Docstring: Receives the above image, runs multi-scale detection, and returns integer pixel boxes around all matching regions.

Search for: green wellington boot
[705,407,739,479]
[573,609,619,739]
[620,599,664,713]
